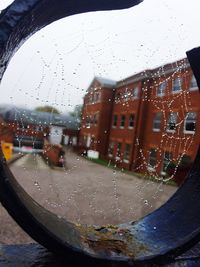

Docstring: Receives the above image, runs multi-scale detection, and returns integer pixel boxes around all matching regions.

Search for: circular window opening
[0,0,200,265]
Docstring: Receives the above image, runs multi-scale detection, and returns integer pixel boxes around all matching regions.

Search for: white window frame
[148,148,157,171]
[112,115,118,128]
[184,112,197,134]
[128,114,135,129]
[166,112,178,133]
[161,151,172,175]
[115,92,121,103]
[86,135,91,148]
[157,81,166,96]
[115,142,121,161]
[120,115,126,129]
[189,75,198,91]
[108,141,114,157]
[123,144,131,163]
[172,78,182,94]
[153,112,162,132]
[132,87,139,99]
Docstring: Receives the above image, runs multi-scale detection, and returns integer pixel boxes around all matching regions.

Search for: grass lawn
[85,156,177,186]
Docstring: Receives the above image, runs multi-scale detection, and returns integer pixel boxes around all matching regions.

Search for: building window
[89,95,93,103]
[153,112,162,131]
[128,114,135,128]
[148,149,157,170]
[95,93,98,102]
[132,87,139,98]
[93,114,97,126]
[108,142,114,157]
[190,75,198,90]
[184,112,197,133]
[113,115,118,128]
[116,142,121,160]
[124,144,131,163]
[162,151,172,174]
[120,115,126,128]
[123,91,130,102]
[93,113,99,126]
[90,115,93,126]
[157,81,166,96]
[36,126,43,131]
[167,112,178,132]
[115,92,121,102]
[86,135,91,148]
[94,92,101,102]
[172,78,182,93]
[86,116,90,128]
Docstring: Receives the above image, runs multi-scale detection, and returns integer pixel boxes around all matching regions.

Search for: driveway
[0,148,177,244]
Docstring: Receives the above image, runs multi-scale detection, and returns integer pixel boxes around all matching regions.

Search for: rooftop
[0,106,80,130]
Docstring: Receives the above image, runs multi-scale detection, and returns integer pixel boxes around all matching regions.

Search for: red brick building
[0,117,13,144]
[79,77,115,157]
[107,71,149,170]
[80,58,200,178]
[136,59,200,177]
[0,107,80,149]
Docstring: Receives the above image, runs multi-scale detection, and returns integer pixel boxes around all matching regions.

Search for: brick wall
[138,64,200,176]
[79,79,114,157]
[0,118,13,143]
[79,59,200,179]
[6,121,49,140]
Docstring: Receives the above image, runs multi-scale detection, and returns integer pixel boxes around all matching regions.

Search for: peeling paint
[75,224,148,259]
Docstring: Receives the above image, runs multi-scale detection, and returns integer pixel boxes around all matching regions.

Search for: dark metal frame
[0,1,199,266]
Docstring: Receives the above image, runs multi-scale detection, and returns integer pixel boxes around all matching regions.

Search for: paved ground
[0,148,177,244]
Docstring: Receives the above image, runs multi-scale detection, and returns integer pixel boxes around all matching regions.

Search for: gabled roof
[95,76,116,88]
[87,76,116,92]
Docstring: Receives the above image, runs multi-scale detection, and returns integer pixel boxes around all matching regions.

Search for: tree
[35,105,60,114]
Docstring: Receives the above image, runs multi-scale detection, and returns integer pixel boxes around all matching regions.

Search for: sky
[0,0,200,113]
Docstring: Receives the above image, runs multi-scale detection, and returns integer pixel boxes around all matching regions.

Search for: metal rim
[0,1,200,266]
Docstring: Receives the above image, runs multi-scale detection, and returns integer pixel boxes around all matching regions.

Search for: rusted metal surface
[77,224,148,259]
[0,0,200,266]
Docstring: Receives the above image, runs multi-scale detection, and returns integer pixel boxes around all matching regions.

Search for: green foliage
[87,157,115,168]
[86,156,177,186]
[35,105,60,114]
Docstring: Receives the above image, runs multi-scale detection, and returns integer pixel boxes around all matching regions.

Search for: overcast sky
[0,0,200,113]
